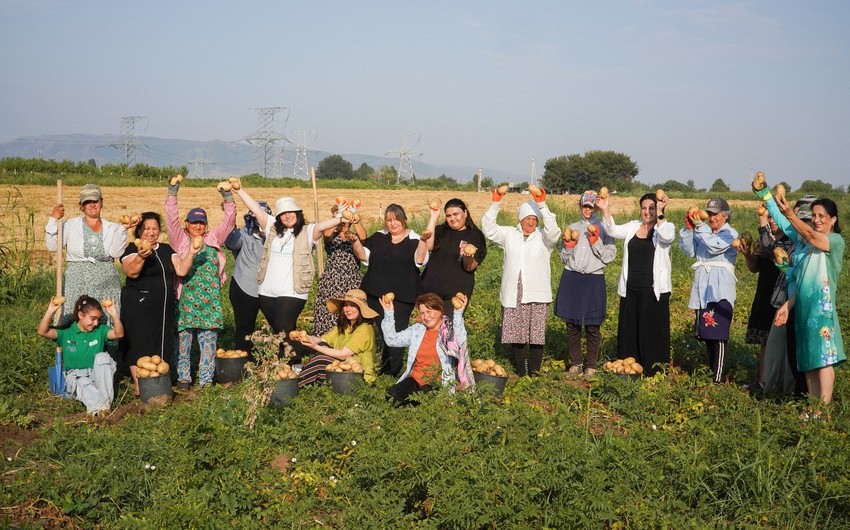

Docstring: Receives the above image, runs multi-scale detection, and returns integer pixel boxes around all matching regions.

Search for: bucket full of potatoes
[136,355,173,403]
[471,358,508,396]
[603,357,644,379]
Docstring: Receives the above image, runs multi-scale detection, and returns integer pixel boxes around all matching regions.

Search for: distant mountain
[0,134,520,183]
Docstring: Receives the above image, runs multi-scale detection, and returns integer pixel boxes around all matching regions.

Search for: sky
[1,0,849,188]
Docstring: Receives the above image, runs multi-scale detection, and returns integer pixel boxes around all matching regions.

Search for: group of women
[42,175,845,413]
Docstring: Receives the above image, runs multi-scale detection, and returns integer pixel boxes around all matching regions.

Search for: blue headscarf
[245,200,272,237]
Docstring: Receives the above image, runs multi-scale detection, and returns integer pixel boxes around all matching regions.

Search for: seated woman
[298,289,377,387]
[382,292,474,406]
[37,295,124,416]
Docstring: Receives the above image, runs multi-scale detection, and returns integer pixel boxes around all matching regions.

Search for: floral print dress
[794,232,845,371]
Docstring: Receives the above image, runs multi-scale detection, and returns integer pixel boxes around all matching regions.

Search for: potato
[752,171,766,191]
[497,184,509,195]
[774,183,786,200]
[462,243,477,257]
[156,362,170,375]
[192,236,203,250]
[494,365,506,377]
[655,188,666,201]
[697,210,709,221]
[130,214,140,224]
[101,298,114,308]
[586,224,598,236]
[288,330,303,341]
[382,292,395,304]
[527,184,542,197]
[341,209,353,221]
[756,204,767,216]
[632,363,644,374]
[774,247,789,265]
[598,187,609,199]
[169,174,184,186]
[351,199,362,209]
[562,228,573,242]
[570,230,580,241]
[484,359,496,369]
[227,176,241,190]
[138,356,152,365]
[623,357,636,365]
[137,368,152,378]
[150,355,162,365]
[335,196,347,205]
[139,361,158,372]
[217,181,232,192]
[731,238,742,250]
[216,348,225,356]
[120,214,131,224]
[140,239,152,251]
[429,198,442,211]
[740,232,753,247]
[451,296,464,310]
[288,372,298,379]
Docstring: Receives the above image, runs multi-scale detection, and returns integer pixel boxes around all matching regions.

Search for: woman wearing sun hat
[297,288,378,386]
[232,184,343,357]
[45,183,129,323]
[165,177,236,389]
[678,197,739,384]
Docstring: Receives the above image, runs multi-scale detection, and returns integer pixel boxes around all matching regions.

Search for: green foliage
[710,178,731,193]
[316,154,354,181]
[542,150,639,194]
[353,162,375,181]
[799,179,846,196]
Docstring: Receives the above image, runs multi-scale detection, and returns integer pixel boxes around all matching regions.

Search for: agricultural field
[1,182,849,528]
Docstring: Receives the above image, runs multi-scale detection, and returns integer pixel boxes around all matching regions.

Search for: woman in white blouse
[599,192,675,375]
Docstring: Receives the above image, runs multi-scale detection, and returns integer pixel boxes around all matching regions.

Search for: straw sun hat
[326,289,378,319]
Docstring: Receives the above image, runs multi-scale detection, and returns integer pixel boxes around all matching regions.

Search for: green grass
[1,186,849,528]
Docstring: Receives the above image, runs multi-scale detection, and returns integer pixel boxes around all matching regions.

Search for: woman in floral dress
[771,196,844,413]
[312,204,367,336]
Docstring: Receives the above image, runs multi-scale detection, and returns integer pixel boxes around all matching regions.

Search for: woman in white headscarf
[482,187,560,376]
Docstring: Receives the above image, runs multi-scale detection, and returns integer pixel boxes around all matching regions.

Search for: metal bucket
[270,378,299,407]
[215,357,248,384]
[138,374,173,403]
[326,371,363,395]
[473,371,508,396]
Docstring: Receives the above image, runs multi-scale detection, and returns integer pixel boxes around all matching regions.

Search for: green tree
[376,165,397,184]
[799,179,839,195]
[541,150,638,194]
[709,178,730,193]
[353,162,375,181]
[316,155,354,180]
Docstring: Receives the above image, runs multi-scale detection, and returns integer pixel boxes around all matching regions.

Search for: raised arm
[233,187,272,231]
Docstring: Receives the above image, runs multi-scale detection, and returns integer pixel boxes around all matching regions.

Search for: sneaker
[566,364,583,379]
[584,368,597,379]
[176,381,190,391]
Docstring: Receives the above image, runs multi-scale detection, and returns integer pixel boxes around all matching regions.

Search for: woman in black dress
[353,204,426,377]
[120,212,195,395]
[419,198,487,319]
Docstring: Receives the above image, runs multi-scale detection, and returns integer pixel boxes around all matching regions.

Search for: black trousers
[617,290,671,375]
[367,295,415,378]
[229,281,261,359]
[566,323,601,369]
[387,377,432,407]
[258,295,307,361]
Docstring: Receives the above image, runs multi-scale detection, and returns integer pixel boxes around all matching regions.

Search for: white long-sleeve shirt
[603,217,676,300]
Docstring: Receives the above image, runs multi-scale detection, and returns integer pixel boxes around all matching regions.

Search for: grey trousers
[64,352,117,415]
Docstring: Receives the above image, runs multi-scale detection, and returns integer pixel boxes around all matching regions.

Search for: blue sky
[1,0,848,188]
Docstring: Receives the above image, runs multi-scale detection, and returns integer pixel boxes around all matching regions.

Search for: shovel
[48,348,65,396]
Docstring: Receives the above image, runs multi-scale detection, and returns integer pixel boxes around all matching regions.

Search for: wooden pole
[311,166,324,276]
[53,179,64,326]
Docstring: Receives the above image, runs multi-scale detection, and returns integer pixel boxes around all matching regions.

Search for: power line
[293,130,316,180]
[109,116,146,165]
[385,132,422,184]
[243,107,288,177]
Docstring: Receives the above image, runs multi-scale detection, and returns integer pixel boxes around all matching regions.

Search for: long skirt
[501,276,548,345]
[617,289,670,375]
[762,323,797,395]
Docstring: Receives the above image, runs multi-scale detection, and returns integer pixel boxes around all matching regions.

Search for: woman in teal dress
[773,196,844,413]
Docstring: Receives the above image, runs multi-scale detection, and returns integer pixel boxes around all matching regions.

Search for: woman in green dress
[773,196,844,414]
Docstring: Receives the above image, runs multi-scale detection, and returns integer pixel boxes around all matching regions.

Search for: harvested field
[9,184,761,232]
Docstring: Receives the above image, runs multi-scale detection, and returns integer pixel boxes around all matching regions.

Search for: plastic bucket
[138,374,173,403]
[473,371,508,396]
[270,378,299,407]
[216,357,248,384]
[326,371,363,395]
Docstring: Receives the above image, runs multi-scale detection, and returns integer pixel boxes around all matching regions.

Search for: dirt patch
[0,499,82,530]
[0,424,39,460]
